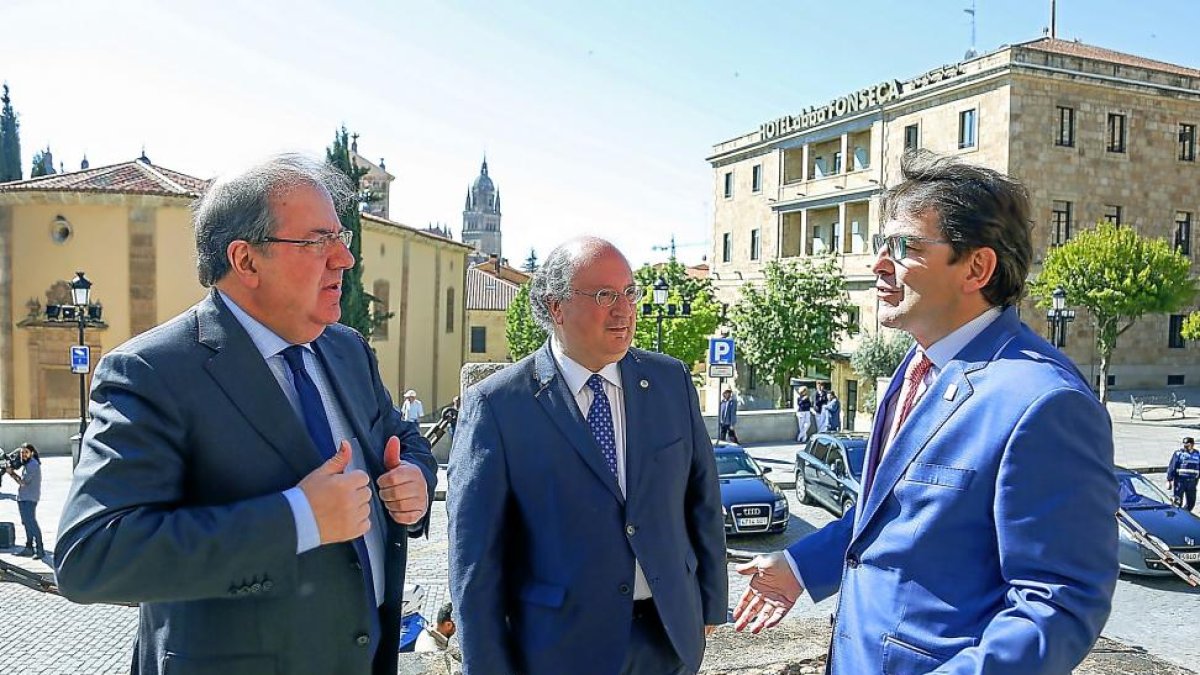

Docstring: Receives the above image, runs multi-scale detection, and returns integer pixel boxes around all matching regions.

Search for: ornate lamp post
[1045,286,1075,348]
[69,272,93,441]
[642,276,690,353]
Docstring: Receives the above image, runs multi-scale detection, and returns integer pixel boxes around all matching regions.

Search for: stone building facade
[709,37,1200,416]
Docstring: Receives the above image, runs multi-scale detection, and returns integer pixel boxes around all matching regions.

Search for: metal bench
[1129,392,1187,420]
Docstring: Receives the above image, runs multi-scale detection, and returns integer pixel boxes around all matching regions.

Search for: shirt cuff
[283,487,321,554]
[782,549,806,590]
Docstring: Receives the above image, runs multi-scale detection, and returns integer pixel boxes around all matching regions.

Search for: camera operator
[0,446,21,492]
[5,443,43,558]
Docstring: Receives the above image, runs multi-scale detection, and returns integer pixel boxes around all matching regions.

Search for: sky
[1,0,1196,268]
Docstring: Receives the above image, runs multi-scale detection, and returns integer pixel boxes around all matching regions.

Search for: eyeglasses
[259,230,353,252]
[572,285,645,307]
[871,233,949,260]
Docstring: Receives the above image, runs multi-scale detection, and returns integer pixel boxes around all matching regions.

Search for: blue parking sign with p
[70,345,90,374]
[708,338,735,365]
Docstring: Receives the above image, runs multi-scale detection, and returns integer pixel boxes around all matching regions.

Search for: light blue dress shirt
[219,291,387,605]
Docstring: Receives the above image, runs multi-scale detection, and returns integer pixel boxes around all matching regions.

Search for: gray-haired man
[55,154,437,675]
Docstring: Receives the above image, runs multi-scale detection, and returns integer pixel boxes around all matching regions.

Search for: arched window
[445,287,455,333]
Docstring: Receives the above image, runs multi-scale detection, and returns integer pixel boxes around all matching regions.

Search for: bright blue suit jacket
[788,307,1118,674]
[448,343,728,675]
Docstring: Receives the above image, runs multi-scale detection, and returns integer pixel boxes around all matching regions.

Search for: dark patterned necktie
[585,374,619,477]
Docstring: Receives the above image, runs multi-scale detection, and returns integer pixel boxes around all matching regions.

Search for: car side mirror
[832,461,846,477]
[762,467,772,474]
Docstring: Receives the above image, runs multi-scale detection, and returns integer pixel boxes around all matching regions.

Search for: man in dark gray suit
[54,154,437,675]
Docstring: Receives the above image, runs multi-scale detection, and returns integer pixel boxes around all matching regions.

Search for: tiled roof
[471,260,530,285]
[0,159,208,197]
[1018,38,1200,78]
[466,267,522,311]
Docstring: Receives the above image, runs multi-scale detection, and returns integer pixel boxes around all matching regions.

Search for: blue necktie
[586,374,619,477]
[280,345,379,647]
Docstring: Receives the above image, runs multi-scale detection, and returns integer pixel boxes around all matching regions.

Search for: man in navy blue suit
[732,151,1117,674]
[448,237,727,675]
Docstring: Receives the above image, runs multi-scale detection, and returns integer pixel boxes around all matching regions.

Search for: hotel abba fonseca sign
[758,63,966,141]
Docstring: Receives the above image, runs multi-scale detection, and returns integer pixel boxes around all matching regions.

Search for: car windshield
[1118,472,1173,509]
[842,441,867,479]
[716,453,761,478]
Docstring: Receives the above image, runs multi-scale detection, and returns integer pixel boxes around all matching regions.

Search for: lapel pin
[944,383,958,401]
[639,379,649,389]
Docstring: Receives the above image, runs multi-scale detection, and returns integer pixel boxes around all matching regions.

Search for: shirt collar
[217,289,312,359]
[922,306,1003,371]
[550,337,623,395]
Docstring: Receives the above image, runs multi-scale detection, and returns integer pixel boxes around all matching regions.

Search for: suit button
[619,583,631,595]
[625,525,636,537]
[846,555,860,569]
[355,634,370,647]
[262,580,274,592]
[250,583,262,594]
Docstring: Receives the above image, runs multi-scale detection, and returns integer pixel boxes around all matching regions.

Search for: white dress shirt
[550,338,652,600]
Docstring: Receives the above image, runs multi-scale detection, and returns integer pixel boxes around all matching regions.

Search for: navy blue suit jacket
[448,343,728,675]
[788,307,1117,674]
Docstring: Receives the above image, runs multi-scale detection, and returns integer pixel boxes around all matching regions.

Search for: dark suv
[794,433,868,517]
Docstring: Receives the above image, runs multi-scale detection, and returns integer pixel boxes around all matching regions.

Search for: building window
[1055,106,1075,147]
[1106,113,1126,153]
[1051,200,1072,245]
[750,228,761,261]
[1103,204,1122,226]
[1168,374,1186,386]
[371,279,390,340]
[470,326,487,353]
[847,307,860,334]
[1180,123,1197,162]
[958,109,977,149]
[722,232,732,263]
[830,222,841,254]
[904,124,919,151]
[1169,314,1187,349]
[723,171,733,198]
[832,151,843,175]
[1176,211,1192,256]
[445,288,455,333]
[752,164,763,193]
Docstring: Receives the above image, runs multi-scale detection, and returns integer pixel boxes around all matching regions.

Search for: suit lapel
[618,352,648,502]
[313,337,384,477]
[198,291,322,479]
[533,343,624,504]
[853,308,1022,538]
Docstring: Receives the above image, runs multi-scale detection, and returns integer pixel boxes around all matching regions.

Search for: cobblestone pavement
[4,442,1200,673]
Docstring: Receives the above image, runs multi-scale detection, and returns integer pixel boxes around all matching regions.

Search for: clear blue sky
[2,0,1195,268]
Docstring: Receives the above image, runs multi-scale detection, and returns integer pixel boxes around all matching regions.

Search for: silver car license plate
[738,517,769,527]
[1178,551,1200,562]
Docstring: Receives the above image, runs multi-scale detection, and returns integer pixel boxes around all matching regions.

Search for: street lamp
[69,272,93,441]
[642,276,691,352]
[1045,286,1075,348]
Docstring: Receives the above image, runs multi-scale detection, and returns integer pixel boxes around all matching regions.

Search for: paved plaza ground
[2,393,1198,673]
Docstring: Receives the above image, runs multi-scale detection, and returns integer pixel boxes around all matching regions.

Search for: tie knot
[586,374,606,395]
[908,353,933,385]
[281,345,308,374]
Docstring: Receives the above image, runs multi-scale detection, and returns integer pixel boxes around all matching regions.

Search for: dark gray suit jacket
[55,291,437,675]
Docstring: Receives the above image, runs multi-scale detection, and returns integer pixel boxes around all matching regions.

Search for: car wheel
[795,471,812,505]
[840,496,854,517]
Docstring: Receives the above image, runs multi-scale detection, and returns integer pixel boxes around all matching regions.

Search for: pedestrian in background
[795,386,815,442]
[5,443,44,558]
[402,389,425,423]
[718,388,740,444]
[1167,436,1199,511]
[814,382,830,433]
[825,391,842,433]
[416,602,457,653]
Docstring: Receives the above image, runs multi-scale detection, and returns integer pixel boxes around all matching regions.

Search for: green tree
[730,258,854,407]
[849,330,914,414]
[523,248,539,273]
[1031,221,1197,403]
[505,283,547,361]
[325,126,373,336]
[1182,312,1200,341]
[632,259,721,366]
[0,84,21,183]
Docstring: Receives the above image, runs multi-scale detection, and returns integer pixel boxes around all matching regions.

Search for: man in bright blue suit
[448,237,728,675]
[733,151,1118,674]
